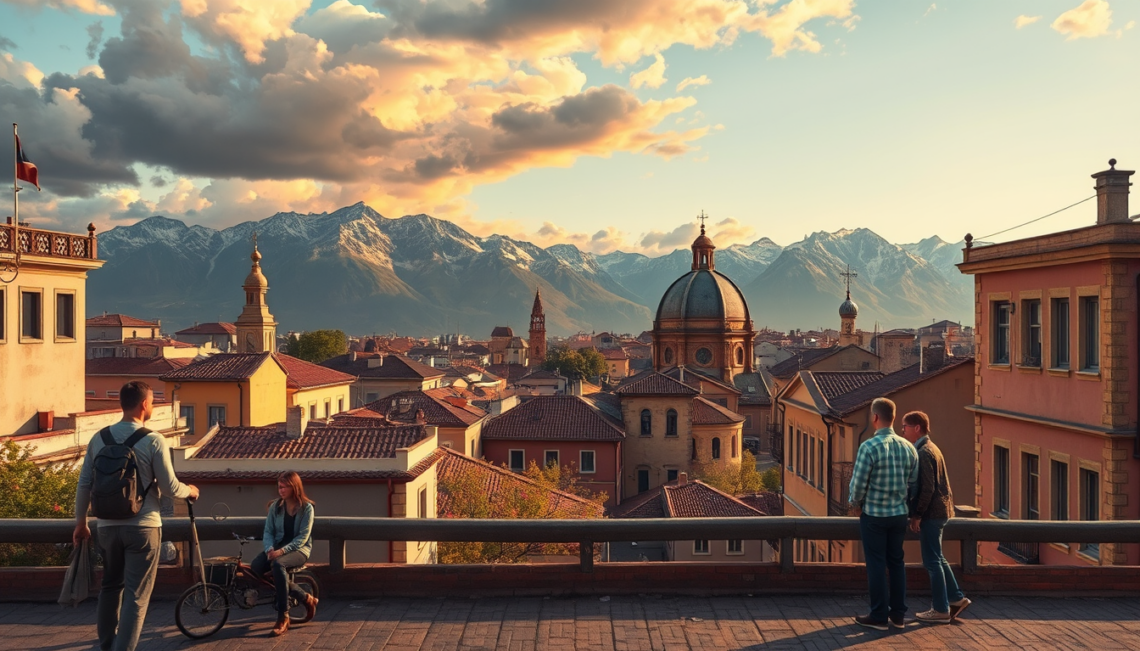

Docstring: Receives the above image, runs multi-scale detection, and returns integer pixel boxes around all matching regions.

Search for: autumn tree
[0,440,79,566]
[696,450,775,495]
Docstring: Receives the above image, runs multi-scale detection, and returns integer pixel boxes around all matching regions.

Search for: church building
[234,236,277,353]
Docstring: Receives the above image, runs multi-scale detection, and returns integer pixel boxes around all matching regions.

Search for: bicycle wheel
[288,574,320,624]
[175,583,230,639]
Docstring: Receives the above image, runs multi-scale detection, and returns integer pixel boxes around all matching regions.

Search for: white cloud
[1015,15,1043,29]
[630,53,667,89]
[2,0,114,16]
[1052,0,1114,40]
[676,75,711,92]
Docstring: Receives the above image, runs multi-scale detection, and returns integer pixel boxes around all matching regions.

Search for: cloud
[923,4,937,18]
[640,222,699,253]
[180,0,312,64]
[630,53,667,89]
[744,0,857,57]
[0,35,16,51]
[1052,0,1114,40]
[710,216,755,244]
[1015,15,1042,29]
[2,0,115,16]
[85,21,104,59]
[1,51,43,87]
[676,75,711,92]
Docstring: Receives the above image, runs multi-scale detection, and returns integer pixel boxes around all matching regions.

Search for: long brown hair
[272,471,314,509]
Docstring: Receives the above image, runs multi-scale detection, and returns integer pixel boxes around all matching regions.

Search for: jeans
[859,513,908,622]
[251,550,309,614]
[919,518,966,613]
[96,526,161,651]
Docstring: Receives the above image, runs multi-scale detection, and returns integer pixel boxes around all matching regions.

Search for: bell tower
[838,265,859,346]
[234,233,278,353]
[528,287,546,367]
[691,211,716,271]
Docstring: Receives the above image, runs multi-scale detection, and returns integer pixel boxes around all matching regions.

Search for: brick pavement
[2,595,1139,650]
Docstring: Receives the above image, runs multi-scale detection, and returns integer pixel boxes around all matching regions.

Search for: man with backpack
[73,381,198,651]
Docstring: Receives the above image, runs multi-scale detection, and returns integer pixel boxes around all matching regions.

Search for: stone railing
[0,222,98,260]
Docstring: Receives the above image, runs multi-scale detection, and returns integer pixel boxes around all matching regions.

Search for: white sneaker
[949,597,971,620]
[916,609,952,624]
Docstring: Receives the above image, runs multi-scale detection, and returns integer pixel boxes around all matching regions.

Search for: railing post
[330,536,346,573]
[579,540,594,573]
[961,539,978,574]
[780,536,795,573]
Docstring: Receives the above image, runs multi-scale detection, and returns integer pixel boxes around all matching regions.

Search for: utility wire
[975,195,1096,242]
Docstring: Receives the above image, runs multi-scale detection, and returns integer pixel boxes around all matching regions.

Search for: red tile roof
[86,313,159,328]
[159,352,276,381]
[737,492,784,516]
[491,326,514,338]
[733,372,772,406]
[482,395,625,441]
[485,363,530,383]
[178,448,447,482]
[121,337,196,348]
[691,397,745,425]
[364,388,486,428]
[175,322,236,336]
[827,357,973,417]
[614,371,699,396]
[87,357,193,376]
[435,449,604,519]
[320,353,445,380]
[660,366,742,395]
[278,354,356,390]
[612,480,767,519]
[811,372,886,401]
[600,348,628,360]
[193,423,429,459]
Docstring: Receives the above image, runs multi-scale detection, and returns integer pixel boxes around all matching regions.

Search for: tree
[0,440,79,566]
[437,461,606,564]
[542,346,606,381]
[292,329,347,363]
[696,450,769,495]
[285,333,301,356]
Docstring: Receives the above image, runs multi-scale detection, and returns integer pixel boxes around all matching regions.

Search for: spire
[531,286,543,316]
[528,286,546,368]
[691,211,716,271]
[235,230,277,353]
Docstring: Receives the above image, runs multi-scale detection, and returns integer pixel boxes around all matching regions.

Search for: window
[1022,299,1041,366]
[787,425,794,470]
[1079,469,1099,558]
[808,437,816,485]
[1051,298,1070,369]
[580,450,596,473]
[744,415,753,430]
[693,539,710,555]
[665,409,678,436]
[181,406,195,433]
[731,435,737,458]
[993,445,1010,517]
[337,397,344,414]
[727,539,743,555]
[208,405,227,429]
[663,347,674,365]
[20,290,42,340]
[1079,297,1099,371]
[544,450,560,468]
[1051,460,1069,521]
[309,403,317,420]
[365,392,380,403]
[418,487,428,519]
[107,390,119,398]
[735,347,744,365]
[54,292,75,340]
[712,437,721,460]
[0,287,5,342]
[509,450,524,472]
[1022,453,1039,520]
[690,439,696,460]
[667,469,678,482]
[637,469,650,494]
[818,438,825,490]
[85,390,95,397]
[992,301,1011,364]
[324,399,331,418]
[640,409,652,436]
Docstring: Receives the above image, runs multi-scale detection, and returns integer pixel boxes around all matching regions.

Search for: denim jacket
[263,500,314,558]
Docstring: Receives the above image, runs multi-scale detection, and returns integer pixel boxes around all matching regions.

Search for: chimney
[677,472,687,486]
[286,405,306,439]
[350,350,357,362]
[1092,159,1134,225]
[920,344,947,375]
[367,355,384,368]
[414,408,425,424]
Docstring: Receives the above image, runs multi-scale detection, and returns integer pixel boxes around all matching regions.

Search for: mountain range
[87,203,973,336]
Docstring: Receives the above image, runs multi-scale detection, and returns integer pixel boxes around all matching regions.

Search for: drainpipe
[387,478,395,563]
[236,382,244,427]
[1135,273,1139,460]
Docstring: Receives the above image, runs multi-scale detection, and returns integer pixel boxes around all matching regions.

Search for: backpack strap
[123,427,153,449]
[98,427,115,446]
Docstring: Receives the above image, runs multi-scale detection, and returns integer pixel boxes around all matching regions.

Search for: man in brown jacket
[902,411,971,624]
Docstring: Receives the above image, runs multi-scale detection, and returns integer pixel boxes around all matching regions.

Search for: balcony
[998,541,1040,564]
[767,424,783,464]
[0,222,98,261]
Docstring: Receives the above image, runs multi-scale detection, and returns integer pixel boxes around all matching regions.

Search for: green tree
[285,333,301,357]
[696,450,768,495]
[577,347,606,379]
[542,346,606,381]
[293,329,347,363]
[0,440,80,566]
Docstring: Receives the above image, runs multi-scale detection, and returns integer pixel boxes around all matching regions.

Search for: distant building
[361,387,488,458]
[528,288,546,367]
[233,239,277,353]
[601,347,630,379]
[85,313,161,358]
[86,356,191,406]
[320,352,446,406]
[175,322,237,352]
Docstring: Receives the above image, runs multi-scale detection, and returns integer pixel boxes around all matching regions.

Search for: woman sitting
[251,471,318,636]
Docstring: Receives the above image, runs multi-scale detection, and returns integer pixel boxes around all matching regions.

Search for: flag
[16,135,40,191]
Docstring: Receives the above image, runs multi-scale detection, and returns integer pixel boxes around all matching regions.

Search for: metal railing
[3,517,1138,574]
[998,541,1040,564]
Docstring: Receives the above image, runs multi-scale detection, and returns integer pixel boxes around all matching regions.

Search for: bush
[0,440,79,566]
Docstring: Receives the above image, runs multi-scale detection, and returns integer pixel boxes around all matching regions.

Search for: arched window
[735,346,744,365]
[666,409,678,436]
[731,436,737,458]
[712,437,721,460]
[691,438,697,460]
[640,409,652,436]
[664,347,674,365]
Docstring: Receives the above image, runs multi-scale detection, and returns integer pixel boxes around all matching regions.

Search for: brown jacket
[910,436,953,521]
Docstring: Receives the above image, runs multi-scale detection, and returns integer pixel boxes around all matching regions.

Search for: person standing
[73,381,198,651]
[849,397,919,631]
[902,411,971,623]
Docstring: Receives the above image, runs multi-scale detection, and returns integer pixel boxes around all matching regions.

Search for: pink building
[959,159,1139,566]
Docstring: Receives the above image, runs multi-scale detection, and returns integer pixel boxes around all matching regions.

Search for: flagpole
[12,123,18,260]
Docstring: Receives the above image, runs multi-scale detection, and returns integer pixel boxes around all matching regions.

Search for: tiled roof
[175,322,236,336]
[614,370,699,396]
[485,363,530,383]
[660,366,741,395]
[518,369,563,382]
[491,326,514,338]
[737,492,784,516]
[878,329,916,337]
[507,336,527,348]
[663,481,767,518]
[86,356,193,376]
[585,393,623,422]
[811,372,885,401]
[193,423,429,459]
[86,314,159,328]
[159,352,275,381]
[278,354,356,390]
[600,348,628,360]
[482,395,625,441]
[364,388,486,428]
[768,347,842,379]
[828,357,974,416]
[121,337,196,348]
[733,372,772,406]
[319,353,445,380]
[179,448,447,482]
[691,397,745,425]
[436,449,604,519]
[610,486,667,518]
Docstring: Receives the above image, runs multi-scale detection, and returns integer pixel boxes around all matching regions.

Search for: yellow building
[1,222,103,436]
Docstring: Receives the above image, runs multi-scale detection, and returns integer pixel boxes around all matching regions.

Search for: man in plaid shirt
[849,397,919,630]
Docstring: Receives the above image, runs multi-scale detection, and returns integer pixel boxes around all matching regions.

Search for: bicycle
[174,500,321,639]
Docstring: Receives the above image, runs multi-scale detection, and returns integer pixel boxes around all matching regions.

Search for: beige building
[361,387,487,458]
[233,241,277,354]
[320,352,445,406]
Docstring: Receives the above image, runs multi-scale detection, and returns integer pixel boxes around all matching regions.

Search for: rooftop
[277,354,357,390]
[482,394,625,441]
[320,352,445,380]
[191,423,429,459]
[159,352,276,381]
[436,449,604,519]
[614,370,700,396]
[613,479,763,518]
[827,357,973,416]
[174,322,236,336]
[85,313,159,328]
[85,356,192,376]
[364,388,486,428]
[691,397,745,425]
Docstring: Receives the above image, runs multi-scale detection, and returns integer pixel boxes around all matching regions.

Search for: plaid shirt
[848,427,919,518]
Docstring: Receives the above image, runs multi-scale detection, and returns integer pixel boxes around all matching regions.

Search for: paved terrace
[4,594,1140,650]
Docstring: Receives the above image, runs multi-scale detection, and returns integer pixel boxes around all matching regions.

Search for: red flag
[16,135,40,191]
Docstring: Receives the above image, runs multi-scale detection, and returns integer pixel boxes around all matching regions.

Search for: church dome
[656,270,750,322]
[244,247,268,288]
[839,296,858,317]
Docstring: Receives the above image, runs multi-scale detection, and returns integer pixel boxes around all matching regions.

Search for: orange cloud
[1015,15,1042,29]
[1052,0,1114,40]
[5,0,114,15]
[676,75,711,91]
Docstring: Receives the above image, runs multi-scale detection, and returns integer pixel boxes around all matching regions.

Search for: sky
[1,0,1137,255]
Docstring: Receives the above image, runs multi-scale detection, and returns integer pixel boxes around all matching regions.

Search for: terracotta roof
[518,369,563,382]
[768,347,842,379]
[435,449,603,519]
[733,372,772,406]
[585,393,623,422]
[193,423,429,459]
[614,370,699,396]
[86,314,159,328]
[613,480,766,519]
[87,356,193,376]
[364,388,486,428]
[737,492,784,516]
[691,397,745,425]
[485,363,530,383]
[661,366,741,395]
[610,486,667,518]
[178,448,447,483]
[175,322,236,336]
[507,336,528,349]
[491,326,514,338]
[482,395,625,441]
[600,348,628,360]
[319,352,445,380]
[811,372,885,401]
[277,354,356,390]
[159,352,276,381]
[828,357,974,417]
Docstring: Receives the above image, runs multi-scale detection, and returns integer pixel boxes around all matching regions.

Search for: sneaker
[916,609,952,624]
[889,613,907,629]
[854,615,889,631]
[949,597,971,620]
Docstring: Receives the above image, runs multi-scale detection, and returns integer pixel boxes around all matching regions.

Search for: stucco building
[321,351,446,406]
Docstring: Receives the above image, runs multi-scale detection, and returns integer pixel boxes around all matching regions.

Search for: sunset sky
[1,0,1137,254]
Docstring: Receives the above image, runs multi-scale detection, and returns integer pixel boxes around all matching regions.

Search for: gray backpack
[90,427,154,520]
